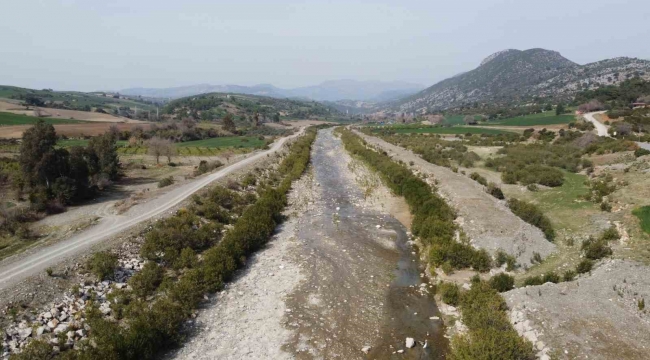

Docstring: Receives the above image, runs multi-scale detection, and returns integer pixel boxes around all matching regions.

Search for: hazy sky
[2,0,649,91]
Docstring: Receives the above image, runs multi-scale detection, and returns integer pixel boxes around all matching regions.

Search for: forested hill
[387,48,650,113]
[162,92,340,121]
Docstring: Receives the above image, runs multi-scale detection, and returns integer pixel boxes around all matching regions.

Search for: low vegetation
[633,206,650,235]
[507,198,555,241]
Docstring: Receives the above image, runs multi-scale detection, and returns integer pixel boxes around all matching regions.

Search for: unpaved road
[583,111,610,137]
[171,128,447,359]
[0,130,302,291]
[355,130,555,267]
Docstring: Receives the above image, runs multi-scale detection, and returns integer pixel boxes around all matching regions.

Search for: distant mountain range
[120,80,425,102]
[387,48,650,113]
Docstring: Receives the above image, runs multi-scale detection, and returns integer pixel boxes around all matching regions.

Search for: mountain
[121,80,424,102]
[389,48,650,113]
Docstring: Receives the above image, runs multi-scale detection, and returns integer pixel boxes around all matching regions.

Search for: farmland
[0,111,86,125]
[380,125,514,135]
[488,112,576,126]
[633,206,650,234]
[176,136,266,148]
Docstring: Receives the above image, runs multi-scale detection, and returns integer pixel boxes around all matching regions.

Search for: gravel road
[171,128,447,359]
[355,130,555,267]
[0,130,303,291]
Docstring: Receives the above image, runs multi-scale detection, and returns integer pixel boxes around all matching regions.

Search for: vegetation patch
[382,126,514,135]
[0,111,87,125]
[507,198,555,241]
[176,136,267,148]
[633,206,650,235]
[488,112,575,126]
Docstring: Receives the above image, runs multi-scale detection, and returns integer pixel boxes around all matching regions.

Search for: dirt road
[583,111,610,137]
[0,130,302,291]
[171,128,447,359]
[354,130,555,267]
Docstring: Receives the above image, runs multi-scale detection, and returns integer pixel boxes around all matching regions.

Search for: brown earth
[0,101,139,123]
[0,122,153,138]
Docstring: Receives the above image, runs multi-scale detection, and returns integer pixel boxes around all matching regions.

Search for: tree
[463,115,477,125]
[556,103,565,115]
[222,113,236,133]
[254,112,260,127]
[272,112,280,123]
[148,137,174,164]
[19,120,58,189]
[87,130,120,180]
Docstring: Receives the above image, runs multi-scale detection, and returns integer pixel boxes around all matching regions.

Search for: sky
[1,0,650,92]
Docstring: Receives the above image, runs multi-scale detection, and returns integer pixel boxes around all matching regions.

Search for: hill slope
[390,49,650,113]
[122,80,424,102]
[162,92,340,121]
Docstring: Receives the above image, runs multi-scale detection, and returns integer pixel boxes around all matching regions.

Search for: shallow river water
[282,129,448,359]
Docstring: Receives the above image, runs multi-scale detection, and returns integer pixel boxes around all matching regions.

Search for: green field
[488,113,575,126]
[442,115,466,125]
[176,136,266,148]
[0,112,86,125]
[388,126,514,135]
[633,206,650,234]
[57,139,128,147]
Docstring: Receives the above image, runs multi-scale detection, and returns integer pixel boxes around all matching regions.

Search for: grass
[388,126,514,135]
[0,112,86,125]
[488,112,575,127]
[442,115,466,125]
[633,206,650,235]
[57,139,128,147]
[176,136,265,148]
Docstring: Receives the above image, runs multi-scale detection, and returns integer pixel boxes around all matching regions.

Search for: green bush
[451,282,535,360]
[128,262,164,298]
[576,259,594,274]
[581,237,612,260]
[469,172,488,186]
[600,225,620,241]
[635,148,650,157]
[494,250,517,271]
[158,176,174,188]
[486,182,505,200]
[489,273,515,292]
[507,198,555,241]
[600,201,612,212]
[523,275,544,286]
[87,251,118,280]
[438,282,460,306]
[563,270,576,281]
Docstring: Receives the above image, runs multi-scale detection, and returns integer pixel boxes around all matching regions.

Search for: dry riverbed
[170,128,447,359]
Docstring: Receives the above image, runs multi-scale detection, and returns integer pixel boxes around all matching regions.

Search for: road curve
[0,129,303,291]
[583,111,610,137]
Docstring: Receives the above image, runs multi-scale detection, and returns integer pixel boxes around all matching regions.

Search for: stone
[36,327,46,336]
[405,337,415,348]
[47,319,60,329]
[361,346,371,354]
[18,328,32,340]
[397,349,404,354]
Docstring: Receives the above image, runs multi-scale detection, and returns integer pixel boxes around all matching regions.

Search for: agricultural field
[385,125,514,135]
[176,136,267,148]
[0,111,86,125]
[633,206,650,235]
[487,112,576,126]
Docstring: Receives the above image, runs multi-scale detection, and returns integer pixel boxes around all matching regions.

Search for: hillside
[122,80,424,102]
[162,92,341,121]
[389,48,650,113]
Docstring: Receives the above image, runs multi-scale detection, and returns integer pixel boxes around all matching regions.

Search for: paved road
[583,111,610,137]
[0,130,303,291]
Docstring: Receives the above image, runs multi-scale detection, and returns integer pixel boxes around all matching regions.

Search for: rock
[18,328,32,340]
[47,319,60,329]
[429,316,440,320]
[397,349,404,354]
[66,331,75,339]
[361,346,371,354]
[36,326,47,336]
[405,337,415,348]
[76,329,86,337]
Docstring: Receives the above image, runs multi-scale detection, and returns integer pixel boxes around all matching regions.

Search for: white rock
[405,337,415,348]
[361,346,371,354]
[397,349,404,354]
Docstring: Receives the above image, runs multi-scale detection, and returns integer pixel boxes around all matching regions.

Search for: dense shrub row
[20,128,318,359]
[507,198,555,241]
[339,129,491,273]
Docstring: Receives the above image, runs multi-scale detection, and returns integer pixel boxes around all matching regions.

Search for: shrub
[469,172,488,186]
[600,226,620,241]
[530,252,542,264]
[87,251,118,280]
[581,237,612,260]
[542,271,560,284]
[600,201,612,212]
[507,198,555,241]
[194,160,223,176]
[45,268,54,276]
[489,273,515,292]
[438,282,460,306]
[526,183,538,192]
[576,259,594,274]
[129,262,164,298]
[639,298,646,311]
[451,282,535,359]
[486,182,505,200]
[563,270,576,281]
[158,176,174,188]
[241,172,257,187]
[177,247,198,269]
[523,275,544,286]
[635,148,650,157]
